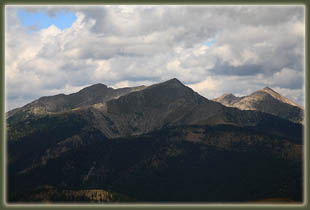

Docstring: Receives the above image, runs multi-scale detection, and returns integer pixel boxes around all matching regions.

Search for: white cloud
[111,80,153,89]
[5,5,305,110]
[268,68,303,89]
[188,77,222,99]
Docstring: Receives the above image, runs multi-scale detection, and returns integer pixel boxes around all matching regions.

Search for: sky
[17,9,77,31]
[5,5,305,111]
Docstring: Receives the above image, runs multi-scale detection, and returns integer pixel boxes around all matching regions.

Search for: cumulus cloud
[5,5,305,110]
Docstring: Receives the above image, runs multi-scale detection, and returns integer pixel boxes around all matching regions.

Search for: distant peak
[262,86,274,91]
[167,78,182,83]
[91,83,108,88]
[259,86,279,95]
[256,87,303,109]
[79,83,108,93]
[156,78,185,87]
[215,93,237,100]
[214,93,239,104]
[222,93,236,98]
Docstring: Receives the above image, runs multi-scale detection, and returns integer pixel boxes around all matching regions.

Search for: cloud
[5,5,305,110]
[268,68,303,89]
[188,77,222,98]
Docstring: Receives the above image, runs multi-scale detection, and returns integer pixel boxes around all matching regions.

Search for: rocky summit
[7,79,303,203]
[213,87,304,123]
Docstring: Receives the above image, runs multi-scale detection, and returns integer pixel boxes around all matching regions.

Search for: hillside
[6,79,304,203]
[214,87,304,123]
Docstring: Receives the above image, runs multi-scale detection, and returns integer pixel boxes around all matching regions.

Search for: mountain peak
[78,83,109,94]
[149,78,186,89]
[83,83,108,89]
[257,87,281,98]
[254,87,281,99]
[261,86,277,94]
[263,86,272,90]
[215,93,237,101]
[251,87,302,109]
[165,78,183,85]
[222,93,236,98]
[214,93,240,105]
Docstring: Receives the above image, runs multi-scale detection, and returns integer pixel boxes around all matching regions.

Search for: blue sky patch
[17,9,77,31]
[205,39,215,47]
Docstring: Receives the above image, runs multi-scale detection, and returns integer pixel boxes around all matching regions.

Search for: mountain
[6,84,146,120]
[7,79,302,141]
[213,93,240,105]
[214,87,304,123]
[6,79,303,203]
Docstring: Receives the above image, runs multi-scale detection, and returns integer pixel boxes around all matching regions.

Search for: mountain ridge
[8,80,303,120]
[7,78,303,203]
[213,87,303,123]
[259,87,303,109]
[6,84,146,119]
[7,79,303,140]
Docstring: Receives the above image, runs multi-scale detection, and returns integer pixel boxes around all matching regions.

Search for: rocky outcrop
[214,87,304,123]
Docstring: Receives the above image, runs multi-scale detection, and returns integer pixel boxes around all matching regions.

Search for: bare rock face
[214,93,241,106]
[214,87,304,123]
